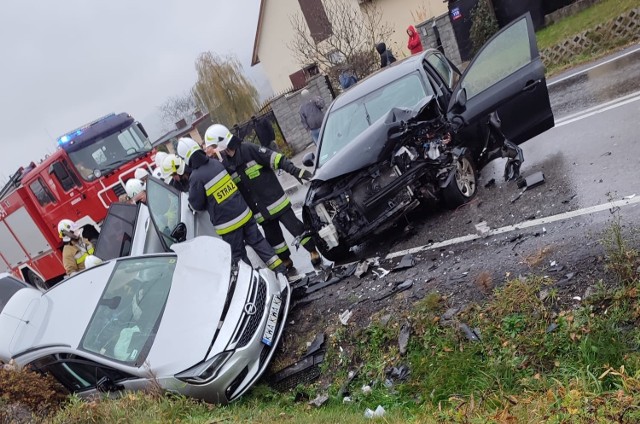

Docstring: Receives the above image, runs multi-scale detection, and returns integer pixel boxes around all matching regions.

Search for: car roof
[331,52,429,111]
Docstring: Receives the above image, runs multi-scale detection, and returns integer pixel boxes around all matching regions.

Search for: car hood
[147,236,233,373]
[314,96,435,182]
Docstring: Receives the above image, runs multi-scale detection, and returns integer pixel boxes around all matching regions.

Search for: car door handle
[522,80,540,92]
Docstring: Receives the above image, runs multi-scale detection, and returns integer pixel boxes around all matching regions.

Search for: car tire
[27,269,48,291]
[317,242,351,263]
[443,154,477,208]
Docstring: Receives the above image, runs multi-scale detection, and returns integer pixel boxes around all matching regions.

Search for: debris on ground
[386,364,410,382]
[475,221,490,236]
[308,393,329,408]
[361,385,372,395]
[393,254,415,272]
[355,261,370,278]
[269,351,325,392]
[398,321,411,355]
[339,309,353,325]
[517,171,546,190]
[484,178,496,188]
[459,323,481,342]
[557,272,576,287]
[364,405,386,419]
[511,190,525,203]
[338,368,360,398]
[546,323,558,333]
[372,267,390,279]
[374,279,414,302]
[305,333,325,356]
[441,307,460,321]
[624,194,636,200]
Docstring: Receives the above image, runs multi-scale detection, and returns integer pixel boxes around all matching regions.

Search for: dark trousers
[222,220,283,271]
[261,207,316,260]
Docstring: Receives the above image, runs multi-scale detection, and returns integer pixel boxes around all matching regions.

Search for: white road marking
[554,91,640,128]
[547,45,640,87]
[385,196,640,260]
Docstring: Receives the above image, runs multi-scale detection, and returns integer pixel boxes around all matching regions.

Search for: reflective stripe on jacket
[222,143,302,223]
[188,155,253,235]
[62,239,94,275]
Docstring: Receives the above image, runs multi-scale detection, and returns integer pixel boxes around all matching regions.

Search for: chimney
[175,118,187,129]
[194,110,203,119]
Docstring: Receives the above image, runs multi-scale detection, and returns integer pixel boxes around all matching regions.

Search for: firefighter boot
[310,249,322,268]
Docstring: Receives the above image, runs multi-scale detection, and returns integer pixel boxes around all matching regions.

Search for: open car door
[447,13,554,144]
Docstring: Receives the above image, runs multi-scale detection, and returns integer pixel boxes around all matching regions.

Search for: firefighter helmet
[152,167,163,179]
[134,167,150,181]
[125,178,145,198]
[177,137,201,164]
[154,151,168,168]
[204,124,233,151]
[161,154,186,183]
[84,255,103,269]
[57,219,76,242]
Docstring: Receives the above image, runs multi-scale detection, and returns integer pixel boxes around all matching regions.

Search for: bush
[470,0,500,55]
[0,366,67,421]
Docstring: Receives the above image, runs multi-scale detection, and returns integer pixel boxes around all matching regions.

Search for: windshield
[146,178,181,250]
[80,256,176,365]
[68,125,152,181]
[318,72,430,166]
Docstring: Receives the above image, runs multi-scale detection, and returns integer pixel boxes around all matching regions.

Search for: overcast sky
[0,0,267,182]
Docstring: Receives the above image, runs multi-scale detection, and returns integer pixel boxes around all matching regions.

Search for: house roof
[153,113,211,147]
[251,0,267,66]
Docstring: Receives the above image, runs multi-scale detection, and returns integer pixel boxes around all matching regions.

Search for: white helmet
[125,178,145,198]
[84,255,103,269]
[134,168,150,181]
[161,154,186,183]
[154,151,168,168]
[152,167,163,179]
[176,137,201,163]
[57,219,76,242]
[204,124,233,151]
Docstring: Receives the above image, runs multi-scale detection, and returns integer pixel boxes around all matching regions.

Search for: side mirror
[454,88,467,109]
[302,152,316,168]
[170,222,187,243]
[136,122,149,139]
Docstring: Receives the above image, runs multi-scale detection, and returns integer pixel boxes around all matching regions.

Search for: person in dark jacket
[338,66,358,90]
[407,25,423,55]
[375,42,396,68]
[252,115,278,151]
[176,137,286,273]
[204,124,323,272]
[298,89,325,145]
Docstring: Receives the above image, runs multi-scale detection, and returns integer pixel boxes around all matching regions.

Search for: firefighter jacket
[62,238,94,276]
[222,143,304,224]
[188,150,253,235]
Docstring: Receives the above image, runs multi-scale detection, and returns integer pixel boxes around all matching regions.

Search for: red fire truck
[0,113,155,288]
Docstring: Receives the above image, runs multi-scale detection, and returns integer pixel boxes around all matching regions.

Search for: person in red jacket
[407,25,423,55]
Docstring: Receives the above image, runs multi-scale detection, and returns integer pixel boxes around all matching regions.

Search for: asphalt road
[283,45,640,275]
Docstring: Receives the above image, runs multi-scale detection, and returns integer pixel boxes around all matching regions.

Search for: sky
[0,0,268,182]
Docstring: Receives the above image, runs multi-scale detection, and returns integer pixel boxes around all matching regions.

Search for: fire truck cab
[0,113,155,289]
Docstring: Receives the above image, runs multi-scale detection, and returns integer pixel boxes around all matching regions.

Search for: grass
[536,0,639,50]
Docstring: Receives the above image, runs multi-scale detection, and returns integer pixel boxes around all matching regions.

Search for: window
[94,203,138,261]
[426,52,454,88]
[30,353,131,392]
[81,257,176,365]
[460,18,531,100]
[146,178,181,251]
[298,0,332,43]
[49,161,81,191]
[319,72,431,165]
[29,178,56,207]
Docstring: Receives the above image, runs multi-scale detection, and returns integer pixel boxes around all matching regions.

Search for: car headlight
[175,351,233,384]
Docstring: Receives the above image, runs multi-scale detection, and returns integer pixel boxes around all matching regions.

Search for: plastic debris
[624,194,636,200]
[545,323,558,333]
[459,323,481,342]
[393,254,415,271]
[441,307,460,321]
[516,171,546,190]
[398,321,411,355]
[572,296,582,301]
[386,365,410,381]
[339,309,353,325]
[372,267,390,279]
[475,221,490,236]
[308,394,329,407]
[361,385,372,395]
[355,261,370,278]
[364,405,386,419]
[343,396,352,403]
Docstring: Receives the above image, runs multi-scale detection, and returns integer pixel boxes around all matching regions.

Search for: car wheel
[317,242,351,263]
[27,269,48,291]
[443,154,477,208]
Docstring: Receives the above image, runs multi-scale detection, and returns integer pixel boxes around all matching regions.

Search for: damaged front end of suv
[303,98,477,261]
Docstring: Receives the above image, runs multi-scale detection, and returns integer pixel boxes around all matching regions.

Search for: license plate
[262,295,282,346]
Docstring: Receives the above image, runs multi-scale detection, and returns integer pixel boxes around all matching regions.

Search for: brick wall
[271,75,335,155]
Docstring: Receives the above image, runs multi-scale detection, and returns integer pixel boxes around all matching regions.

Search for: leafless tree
[192,52,259,127]
[288,0,393,81]
[157,91,198,132]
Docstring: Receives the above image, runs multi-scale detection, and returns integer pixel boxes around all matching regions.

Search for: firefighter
[134,167,150,182]
[203,124,322,272]
[124,178,146,204]
[176,138,287,273]
[58,219,95,276]
[161,150,190,192]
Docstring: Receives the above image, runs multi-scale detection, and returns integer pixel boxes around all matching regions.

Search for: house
[153,111,212,154]
[251,0,448,93]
